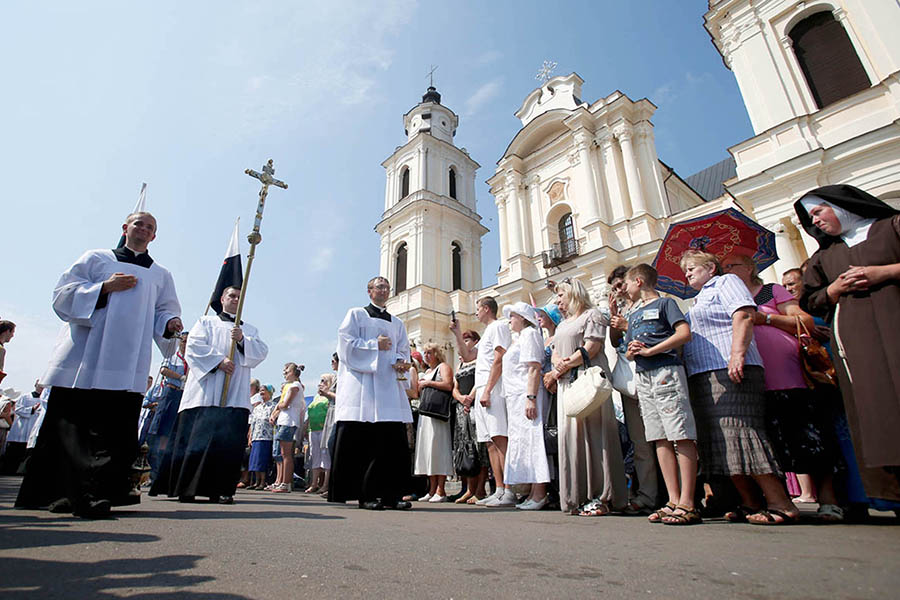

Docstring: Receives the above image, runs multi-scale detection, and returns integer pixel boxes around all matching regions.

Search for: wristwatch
[526,394,537,400]
[764,314,772,325]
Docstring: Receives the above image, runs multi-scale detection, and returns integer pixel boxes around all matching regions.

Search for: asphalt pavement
[1,476,898,599]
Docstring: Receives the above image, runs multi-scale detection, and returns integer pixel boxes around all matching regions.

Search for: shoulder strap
[577,346,591,369]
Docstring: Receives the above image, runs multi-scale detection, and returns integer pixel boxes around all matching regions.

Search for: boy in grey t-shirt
[623,264,700,525]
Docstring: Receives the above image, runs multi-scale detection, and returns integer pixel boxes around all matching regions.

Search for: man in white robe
[328,276,414,510]
[150,286,268,504]
[1,382,44,474]
[16,211,182,518]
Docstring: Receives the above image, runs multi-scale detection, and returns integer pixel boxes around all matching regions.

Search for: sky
[0,1,754,395]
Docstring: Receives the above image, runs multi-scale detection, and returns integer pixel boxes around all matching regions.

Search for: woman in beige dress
[545,278,627,515]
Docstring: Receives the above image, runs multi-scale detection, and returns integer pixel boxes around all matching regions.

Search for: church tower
[376,85,488,350]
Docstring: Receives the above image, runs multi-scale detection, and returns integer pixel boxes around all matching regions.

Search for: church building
[378,0,900,361]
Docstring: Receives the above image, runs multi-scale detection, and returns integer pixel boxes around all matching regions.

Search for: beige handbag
[564,347,613,419]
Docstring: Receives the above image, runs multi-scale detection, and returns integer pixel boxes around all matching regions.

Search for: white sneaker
[428,494,447,503]
[517,496,549,511]
[418,493,433,502]
[475,489,502,506]
[485,489,517,507]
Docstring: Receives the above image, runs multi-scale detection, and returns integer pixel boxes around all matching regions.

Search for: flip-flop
[748,508,798,526]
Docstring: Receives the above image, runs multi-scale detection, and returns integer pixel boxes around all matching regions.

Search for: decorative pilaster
[616,125,648,216]
[634,121,668,217]
[496,195,510,265]
[573,130,601,224]
[504,171,525,258]
[597,129,630,221]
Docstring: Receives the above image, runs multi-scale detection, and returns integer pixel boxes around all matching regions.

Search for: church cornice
[382,131,480,169]
[375,189,489,235]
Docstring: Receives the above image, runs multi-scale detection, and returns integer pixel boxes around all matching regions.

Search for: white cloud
[474,50,502,66]
[464,79,503,116]
[651,71,714,107]
[309,246,335,273]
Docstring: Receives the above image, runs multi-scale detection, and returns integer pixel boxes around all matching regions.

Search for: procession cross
[220,159,288,407]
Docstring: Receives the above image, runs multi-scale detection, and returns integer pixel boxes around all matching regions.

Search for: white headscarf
[800,195,876,248]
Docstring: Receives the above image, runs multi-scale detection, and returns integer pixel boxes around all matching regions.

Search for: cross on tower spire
[426,64,438,88]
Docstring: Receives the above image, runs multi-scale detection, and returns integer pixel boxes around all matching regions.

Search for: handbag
[453,410,481,477]
[417,368,453,421]
[564,347,613,419]
[543,391,558,455]
[611,350,636,397]
[795,317,837,388]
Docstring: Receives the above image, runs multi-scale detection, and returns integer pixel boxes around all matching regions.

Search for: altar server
[16,211,182,517]
[151,286,268,504]
[2,383,44,474]
[328,276,413,510]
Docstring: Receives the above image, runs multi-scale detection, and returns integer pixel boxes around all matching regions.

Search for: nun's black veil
[793,184,898,249]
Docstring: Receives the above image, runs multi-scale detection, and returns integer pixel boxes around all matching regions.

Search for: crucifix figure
[219,159,288,406]
[426,64,438,87]
[535,60,558,84]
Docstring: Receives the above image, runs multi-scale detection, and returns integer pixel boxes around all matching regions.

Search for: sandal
[578,499,611,517]
[662,505,703,526]
[816,504,845,523]
[455,492,474,504]
[648,502,676,523]
[748,508,798,526]
[304,486,320,494]
[467,495,483,505]
[724,505,759,523]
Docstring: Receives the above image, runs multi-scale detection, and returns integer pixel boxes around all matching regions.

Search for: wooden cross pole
[220,159,288,407]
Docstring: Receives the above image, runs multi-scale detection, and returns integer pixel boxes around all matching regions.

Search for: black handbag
[417,368,452,421]
[543,390,558,456]
[454,410,481,477]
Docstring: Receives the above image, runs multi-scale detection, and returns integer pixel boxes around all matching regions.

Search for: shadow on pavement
[119,508,343,521]
[0,514,160,550]
[0,555,250,599]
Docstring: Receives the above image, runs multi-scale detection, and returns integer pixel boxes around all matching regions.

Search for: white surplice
[42,249,181,394]
[26,387,50,449]
[178,316,268,412]
[8,394,41,444]
[334,307,412,423]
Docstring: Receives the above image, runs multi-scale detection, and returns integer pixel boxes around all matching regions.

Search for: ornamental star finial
[535,60,558,84]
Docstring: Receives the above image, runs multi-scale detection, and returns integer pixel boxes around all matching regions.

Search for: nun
[795,185,900,479]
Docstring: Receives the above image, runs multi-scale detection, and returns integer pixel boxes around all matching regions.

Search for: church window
[395,243,408,294]
[449,167,457,199]
[451,242,462,291]
[789,11,870,109]
[558,213,576,256]
[400,167,410,199]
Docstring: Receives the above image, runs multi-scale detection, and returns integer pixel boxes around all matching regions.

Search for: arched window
[451,242,462,291]
[395,243,408,294]
[448,167,457,199]
[400,167,410,200]
[789,11,870,109]
[558,213,576,256]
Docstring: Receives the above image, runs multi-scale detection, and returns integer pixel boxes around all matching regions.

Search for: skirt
[328,421,410,504]
[249,440,273,472]
[148,387,182,437]
[765,387,839,474]
[451,403,488,471]
[309,430,330,470]
[687,367,781,477]
[414,415,452,476]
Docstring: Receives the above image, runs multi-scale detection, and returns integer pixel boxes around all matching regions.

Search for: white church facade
[380,0,900,360]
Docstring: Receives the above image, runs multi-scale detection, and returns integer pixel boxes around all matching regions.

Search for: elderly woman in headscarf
[795,184,900,487]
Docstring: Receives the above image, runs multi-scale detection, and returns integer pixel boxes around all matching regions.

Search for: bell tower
[375,85,488,349]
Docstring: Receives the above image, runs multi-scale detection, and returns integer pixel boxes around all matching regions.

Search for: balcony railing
[541,238,579,269]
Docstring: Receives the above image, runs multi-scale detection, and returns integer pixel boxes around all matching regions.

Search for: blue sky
[0,1,753,394]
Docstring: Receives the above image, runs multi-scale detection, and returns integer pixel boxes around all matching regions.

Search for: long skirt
[414,415,452,476]
[249,440,273,472]
[308,430,330,470]
[505,392,550,485]
[765,387,840,475]
[16,387,142,511]
[328,421,409,504]
[688,367,781,476]
[149,406,249,500]
[148,387,182,437]
[556,379,627,513]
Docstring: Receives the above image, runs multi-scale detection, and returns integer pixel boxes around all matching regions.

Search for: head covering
[263,384,275,395]
[502,301,540,327]
[535,302,563,326]
[794,184,898,249]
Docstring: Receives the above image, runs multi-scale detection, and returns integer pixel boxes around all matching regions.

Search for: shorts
[473,385,507,443]
[634,364,696,442]
[273,425,297,442]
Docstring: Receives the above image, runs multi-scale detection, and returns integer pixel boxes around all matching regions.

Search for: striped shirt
[683,274,763,376]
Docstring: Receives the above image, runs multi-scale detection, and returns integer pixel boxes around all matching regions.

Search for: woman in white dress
[502,302,551,510]
[413,343,454,502]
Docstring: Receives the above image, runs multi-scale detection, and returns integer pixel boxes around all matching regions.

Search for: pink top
[754,284,807,391]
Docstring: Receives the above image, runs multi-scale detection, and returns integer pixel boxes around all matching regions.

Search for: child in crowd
[623,264,700,525]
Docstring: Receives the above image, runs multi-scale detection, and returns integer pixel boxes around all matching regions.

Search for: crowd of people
[1,184,898,525]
